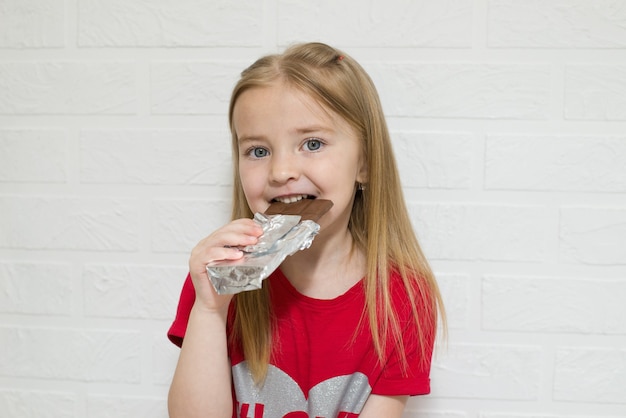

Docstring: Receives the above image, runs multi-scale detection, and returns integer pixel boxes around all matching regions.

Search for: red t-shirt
[168,269,434,417]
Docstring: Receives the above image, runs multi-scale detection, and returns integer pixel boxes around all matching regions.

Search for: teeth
[275,194,308,204]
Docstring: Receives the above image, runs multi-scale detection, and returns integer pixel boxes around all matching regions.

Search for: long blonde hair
[228,42,445,382]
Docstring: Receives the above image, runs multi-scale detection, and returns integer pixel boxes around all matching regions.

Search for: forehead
[235,82,327,114]
[232,81,358,145]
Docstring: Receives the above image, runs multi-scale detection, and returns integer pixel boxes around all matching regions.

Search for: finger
[202,227,261,249]
[192,246,244,269]
[224,218,264,236]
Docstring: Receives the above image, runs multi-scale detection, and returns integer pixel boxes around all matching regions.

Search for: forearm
[168,303,233,418]
[359,395,408,417]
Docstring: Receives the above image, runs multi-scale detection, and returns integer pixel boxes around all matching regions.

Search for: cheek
[239,167,254,194]
[240,174,259,196]
[239,160,259,185]
[323,155,361,185]
[239,168,268,209]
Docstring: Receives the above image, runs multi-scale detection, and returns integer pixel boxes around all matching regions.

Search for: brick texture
[487,0,626,48]
[0,390,75,418]
[78,0,262,47]
[79,130,231,185]
[0,62,136,114]
[565,65,626,120]
[1,1,625,417]
[0,130,67,183]
[0,262,73,315]
[0,0,65,48]
[485,134,626,192]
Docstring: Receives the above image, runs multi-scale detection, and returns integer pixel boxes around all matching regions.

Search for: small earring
[358,182,366,191]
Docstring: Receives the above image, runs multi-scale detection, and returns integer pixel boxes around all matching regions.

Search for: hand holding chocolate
[207,199,333,295]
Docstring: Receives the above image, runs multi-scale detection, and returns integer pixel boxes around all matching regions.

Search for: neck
[279,228,365,299]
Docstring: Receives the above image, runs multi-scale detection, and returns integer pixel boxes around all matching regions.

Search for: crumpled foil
[207,213,320,295]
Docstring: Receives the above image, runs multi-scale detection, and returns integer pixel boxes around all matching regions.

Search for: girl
[168,42,445,418]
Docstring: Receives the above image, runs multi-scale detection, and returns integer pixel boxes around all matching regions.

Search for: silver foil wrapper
[207,213,320,295]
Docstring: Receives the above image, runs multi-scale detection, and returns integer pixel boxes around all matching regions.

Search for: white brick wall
[1,0,625,416]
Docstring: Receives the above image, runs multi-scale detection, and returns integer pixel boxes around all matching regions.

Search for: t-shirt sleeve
[167,273,196,347]
[371,323,433,396]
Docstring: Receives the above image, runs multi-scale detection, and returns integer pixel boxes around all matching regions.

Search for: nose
[269,151,300,184]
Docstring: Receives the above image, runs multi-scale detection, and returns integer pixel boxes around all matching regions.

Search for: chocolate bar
[207,200,333,294]
[264,198,333,221]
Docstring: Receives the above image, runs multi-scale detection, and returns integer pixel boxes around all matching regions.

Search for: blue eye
[304,139,322,151]
[249,147,268,158]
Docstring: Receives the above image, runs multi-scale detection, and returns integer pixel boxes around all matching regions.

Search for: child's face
[232,81,367,236]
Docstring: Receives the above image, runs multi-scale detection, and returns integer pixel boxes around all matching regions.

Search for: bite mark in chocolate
[264,199,333,222]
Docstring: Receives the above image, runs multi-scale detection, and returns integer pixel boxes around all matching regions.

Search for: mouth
[271,194,316,204]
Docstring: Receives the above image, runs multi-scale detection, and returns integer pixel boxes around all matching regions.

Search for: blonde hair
[228,42,445,382]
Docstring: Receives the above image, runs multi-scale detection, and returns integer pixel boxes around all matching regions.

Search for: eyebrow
[293,125,334,135]
[237,125,335,144]
[237,135,265,145]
